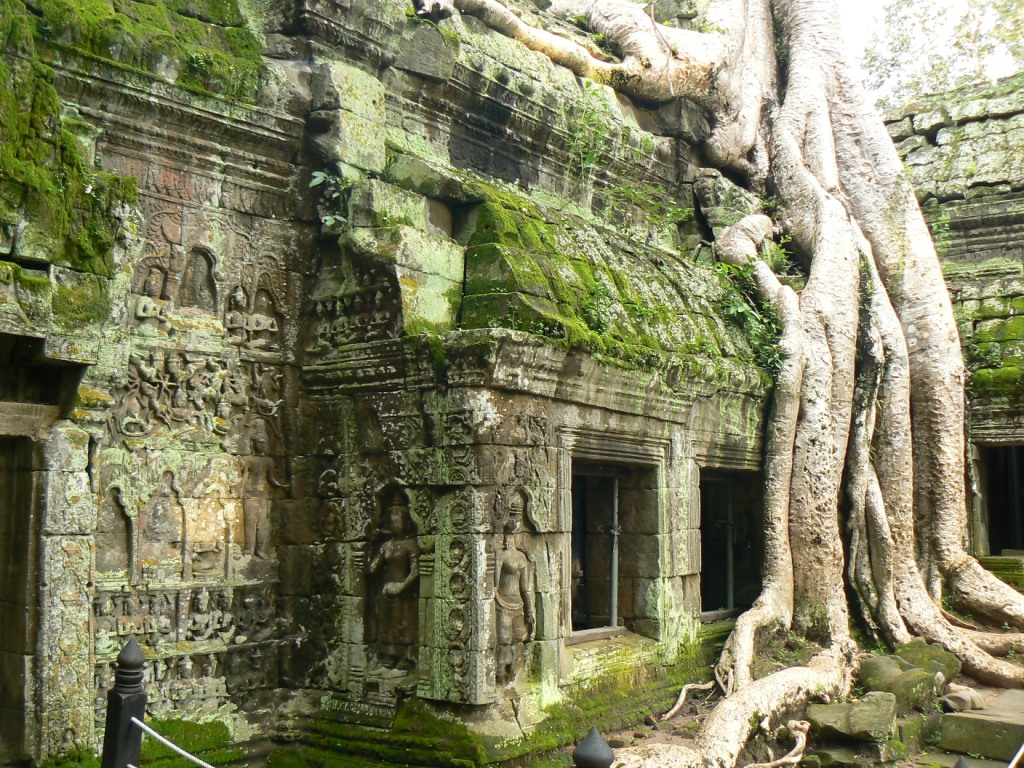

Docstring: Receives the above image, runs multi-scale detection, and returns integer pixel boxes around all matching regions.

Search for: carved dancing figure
[494,493,534,685]
[367,491,420,670]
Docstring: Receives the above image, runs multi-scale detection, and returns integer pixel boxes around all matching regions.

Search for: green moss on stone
[291,643,709,768]
[460,187,730,372]
[140,717,243,768]
[1,0,140,276]
[39,750,101,768]
[266,747,313,768]
[27,0,264,100]
[51,274,111,327]
[969,366,1024,399]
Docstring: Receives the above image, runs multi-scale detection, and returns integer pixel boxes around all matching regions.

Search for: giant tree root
[443,0,1024,764]
[747,720,811,768]
[663,681,718,721]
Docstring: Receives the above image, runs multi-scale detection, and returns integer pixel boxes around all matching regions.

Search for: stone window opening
[976,445,1024,556]
[699,470,763,620]
[569,460,660,642]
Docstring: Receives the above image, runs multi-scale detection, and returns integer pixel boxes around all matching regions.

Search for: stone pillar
[36,422,96,757]
[419,490,497,705]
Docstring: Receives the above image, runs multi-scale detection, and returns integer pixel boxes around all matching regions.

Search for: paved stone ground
[935,688,1024,762]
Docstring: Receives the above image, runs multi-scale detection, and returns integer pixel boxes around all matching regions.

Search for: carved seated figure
[188,589,218,641]
[134,266,169,334]
[224,285,247,345]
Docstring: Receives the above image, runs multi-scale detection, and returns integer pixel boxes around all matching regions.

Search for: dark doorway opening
[700,470,763,616]
[981,445,1024,554]
[0,436,39,761]
[570,461,659,638]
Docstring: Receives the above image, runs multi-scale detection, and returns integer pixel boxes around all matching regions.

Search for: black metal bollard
[572,727,614,768]
[100,638,148,768]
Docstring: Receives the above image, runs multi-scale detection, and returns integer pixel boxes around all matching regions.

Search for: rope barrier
[129,718,218,768]
[1009,740,1024,768]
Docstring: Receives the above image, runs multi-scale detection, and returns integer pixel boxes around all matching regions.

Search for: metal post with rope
[101,639,148,768]
[101,639,218,768]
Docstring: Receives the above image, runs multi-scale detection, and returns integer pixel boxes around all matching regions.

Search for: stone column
[36,422,96,757]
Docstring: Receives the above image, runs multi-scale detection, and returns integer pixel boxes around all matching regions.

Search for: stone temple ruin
[0,0,1021,764]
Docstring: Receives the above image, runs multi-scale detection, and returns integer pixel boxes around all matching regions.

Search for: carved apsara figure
[367,490,419,670]
[140,470,184,570]
[240,421,286,559]
[494,491,534,685]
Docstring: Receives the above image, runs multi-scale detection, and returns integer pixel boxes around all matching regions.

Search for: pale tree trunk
[418,0,1024,763]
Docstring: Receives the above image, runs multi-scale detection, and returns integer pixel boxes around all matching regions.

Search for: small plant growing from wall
[309,171,352,232]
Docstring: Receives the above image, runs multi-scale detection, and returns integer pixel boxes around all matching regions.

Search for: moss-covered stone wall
[890,72,1024,442]
[889,71,1024,560]
[0,0,777,765]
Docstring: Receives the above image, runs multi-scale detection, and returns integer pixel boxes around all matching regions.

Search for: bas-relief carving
[140,470,185,577]
[91,585,278,723]
[225,281,284,352]
[95,486,133,579]
[239,419,287,559]
[366,487,419,672]
[177,249,218,311]
[309,266,400,352]
[113,351,284,444]
[493,489,535,686]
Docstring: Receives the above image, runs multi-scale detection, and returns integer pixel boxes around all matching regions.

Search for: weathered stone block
[348,226,464,283]
[40,471,94,535]
[274,498,321,546]
[807,691,897,742]
[278,545,315,595]
[619,488,660,534]
[887,117,915,141]
[619,533,663,578]
[693,170,761,238]
[394,267,462,331]
[939,689,1024,761]
[395,24,458,81]
[859,652,945,715]
[312,61,385,120]
[308,109,386,174]
[349,180,434,233]
[894,637,961,682]
[385,154,470,200]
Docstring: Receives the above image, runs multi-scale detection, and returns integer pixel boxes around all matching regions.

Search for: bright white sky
[838,0,886,62]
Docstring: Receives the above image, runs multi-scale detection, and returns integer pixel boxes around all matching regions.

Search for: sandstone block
[395,24,457,81]
[308,109,386,173]
[895,637,962,682]
[807,691,897,742]
[312,61,385,120]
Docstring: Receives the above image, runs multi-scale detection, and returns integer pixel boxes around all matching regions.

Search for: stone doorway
[569,461,660,638]
[699,470,763,616]
[980,445,1024,554]
[0,436,40,760]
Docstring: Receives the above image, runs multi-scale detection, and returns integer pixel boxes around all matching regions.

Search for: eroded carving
[239,419,286,559]
[177,248,217,311]
[494,493,534,686]
[366,487,419,671]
